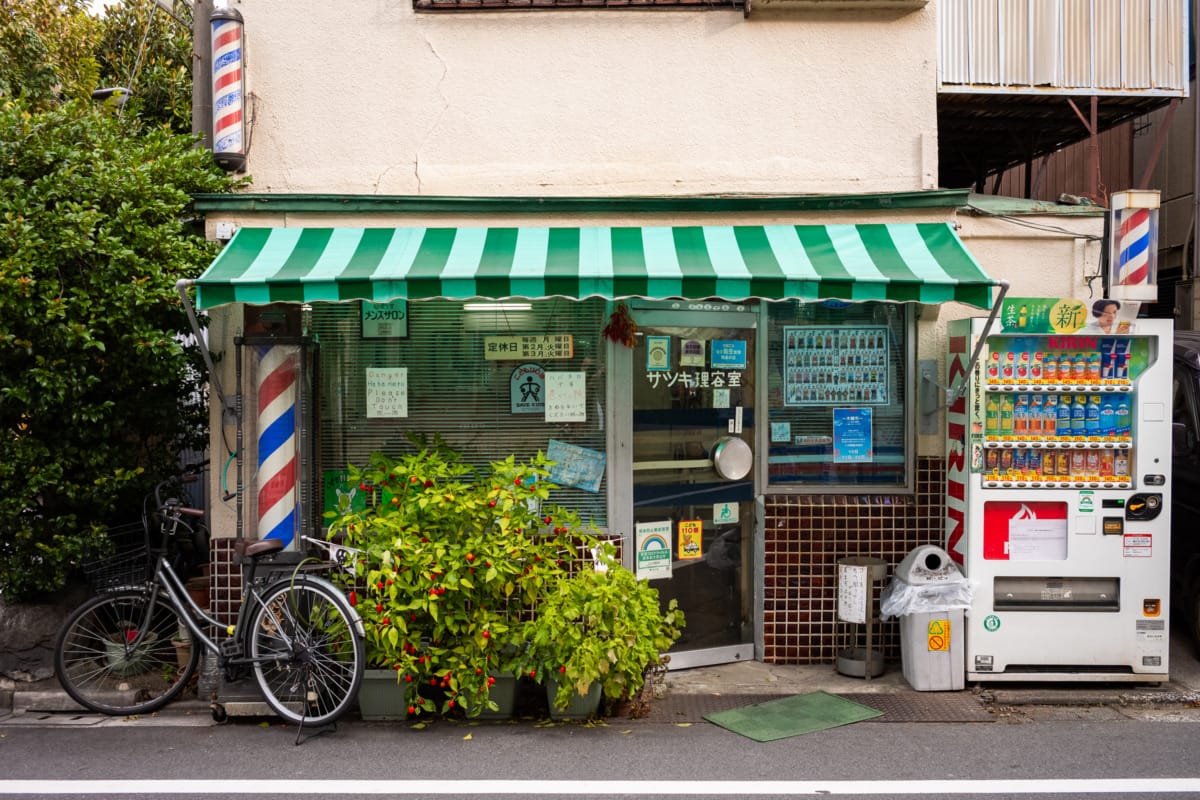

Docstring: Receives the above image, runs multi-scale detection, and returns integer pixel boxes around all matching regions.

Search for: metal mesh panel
[310,299,608,526]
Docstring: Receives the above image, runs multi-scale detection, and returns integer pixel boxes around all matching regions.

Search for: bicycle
[53,470,365,737]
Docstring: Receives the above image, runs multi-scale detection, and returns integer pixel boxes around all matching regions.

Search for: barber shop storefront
[189,209,998,669]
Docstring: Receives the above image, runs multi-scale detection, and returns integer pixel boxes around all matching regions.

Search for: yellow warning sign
[927,619,951,652]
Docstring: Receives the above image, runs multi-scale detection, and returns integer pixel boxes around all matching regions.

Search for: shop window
[765,301,911,490]
[310,299,608,527]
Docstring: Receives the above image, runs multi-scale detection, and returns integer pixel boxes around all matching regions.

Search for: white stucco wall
[915,211,1104,455]
[232,1,939,195]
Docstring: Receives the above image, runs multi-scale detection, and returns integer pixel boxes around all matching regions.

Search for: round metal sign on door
[712,436,753,480]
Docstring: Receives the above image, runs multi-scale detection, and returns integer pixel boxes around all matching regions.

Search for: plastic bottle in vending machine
[1115,396,1131,437]
[1099,395,1117,437]
[1042,395,1058,436]
[1085,395,1101,436]
[1044,353,1058,383]
[1085,450,1101,477]
[1071,394,1087,435]
[1029,394,1045,435]
[1014,395,1030,436]
[1099,450,1114,478]
[1087,353,1102,383]
[1072,353,1087,383]
[1000,394,1015,435]
[1057,394,1073,435]
[1114,450,1129,478]
[1070,450,1087,476]
[985,395,1000,436]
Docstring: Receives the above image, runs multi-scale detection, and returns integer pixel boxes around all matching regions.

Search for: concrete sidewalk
[6,627,1200,725]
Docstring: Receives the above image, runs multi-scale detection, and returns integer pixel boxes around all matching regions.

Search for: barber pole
[1107,190,1160,303]
[211,6,246,172]
[257,346,297,548]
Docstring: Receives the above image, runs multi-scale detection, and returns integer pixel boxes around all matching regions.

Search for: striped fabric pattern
[256,346,297,548]
[196,223,996,310]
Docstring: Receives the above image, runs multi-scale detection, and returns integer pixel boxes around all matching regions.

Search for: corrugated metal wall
[985,121,1134,200]
[940,0,1189,94]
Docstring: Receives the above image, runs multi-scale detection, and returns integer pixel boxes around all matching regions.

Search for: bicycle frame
[132,542,306,672]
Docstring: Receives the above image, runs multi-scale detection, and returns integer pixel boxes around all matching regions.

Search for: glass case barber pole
[946,306,1172,682]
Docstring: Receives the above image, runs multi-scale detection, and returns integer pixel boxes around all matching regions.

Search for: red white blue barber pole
[210,5,246,172]
[1107,189,1160,303]
[257,346,297,548]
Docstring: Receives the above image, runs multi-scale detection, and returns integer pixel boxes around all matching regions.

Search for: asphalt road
[1,711,1199,799]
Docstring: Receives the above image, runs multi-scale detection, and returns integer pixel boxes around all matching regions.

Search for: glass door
[626,307,756,668]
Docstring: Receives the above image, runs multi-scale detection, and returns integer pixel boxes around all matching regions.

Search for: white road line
[0,779,1198,795]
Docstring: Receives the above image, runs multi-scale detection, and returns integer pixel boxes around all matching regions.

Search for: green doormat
[703,691,883,742]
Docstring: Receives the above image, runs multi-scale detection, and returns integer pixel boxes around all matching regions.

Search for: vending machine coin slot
[1125,493,1163,521]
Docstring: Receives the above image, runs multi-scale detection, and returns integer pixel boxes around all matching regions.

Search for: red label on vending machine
[982,500,1069,560]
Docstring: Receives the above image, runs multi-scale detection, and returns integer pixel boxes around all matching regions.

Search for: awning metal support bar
[176,278,232,417]
[919,280,1010,416]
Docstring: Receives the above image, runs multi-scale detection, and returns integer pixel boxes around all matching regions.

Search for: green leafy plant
[327,446,600,717]
[517,554,685,712]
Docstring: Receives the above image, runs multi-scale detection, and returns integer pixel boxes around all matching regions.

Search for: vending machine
[945,304,1172,682]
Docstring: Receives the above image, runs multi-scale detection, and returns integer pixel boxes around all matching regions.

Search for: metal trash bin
[881,545,972,691]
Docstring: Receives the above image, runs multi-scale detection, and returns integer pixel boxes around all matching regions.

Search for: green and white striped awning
[194,223,996,310]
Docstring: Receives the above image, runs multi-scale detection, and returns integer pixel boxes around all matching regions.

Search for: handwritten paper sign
[366,368,408,418]
[837,562,869,624]
[545,372,586,422]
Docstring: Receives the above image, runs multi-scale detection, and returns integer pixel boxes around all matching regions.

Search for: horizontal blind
[311,299,608,526]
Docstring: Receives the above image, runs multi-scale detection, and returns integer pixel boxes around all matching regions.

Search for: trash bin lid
[894,544,965,584]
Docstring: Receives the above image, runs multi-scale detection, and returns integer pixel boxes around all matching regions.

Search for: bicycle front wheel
[54,590,200,716]
[249,576,364,726]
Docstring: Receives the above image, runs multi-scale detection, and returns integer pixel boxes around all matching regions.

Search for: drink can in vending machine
[1056,450,1071,477]
[1013,448,1029,475]
[1070,450,1087,475]
[1041,451,1057,477]
[985,449,999,474]
[1000,449,1014,476]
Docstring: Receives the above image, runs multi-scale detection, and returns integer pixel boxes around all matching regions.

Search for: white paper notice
[365,368,408,418]
[837,563,868,624]
[545,372,586,422]
[1009,517,1068,561]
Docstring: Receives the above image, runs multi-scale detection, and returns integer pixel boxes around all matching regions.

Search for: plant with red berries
[325,446,600,717]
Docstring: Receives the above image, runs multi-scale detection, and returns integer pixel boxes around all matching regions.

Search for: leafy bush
[327,447,599,717]
[0,99,230,599]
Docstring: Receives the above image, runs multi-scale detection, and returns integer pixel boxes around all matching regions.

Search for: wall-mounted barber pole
[210,5,246,172]
[256,346,298,548]
[1107,189,1160,303]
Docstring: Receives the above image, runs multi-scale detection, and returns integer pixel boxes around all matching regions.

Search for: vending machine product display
[946,311,1172,682]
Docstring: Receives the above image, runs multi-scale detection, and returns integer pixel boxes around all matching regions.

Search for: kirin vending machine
[946,302,1172,682]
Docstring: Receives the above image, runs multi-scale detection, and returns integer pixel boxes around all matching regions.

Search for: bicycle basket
[81,522,151,590]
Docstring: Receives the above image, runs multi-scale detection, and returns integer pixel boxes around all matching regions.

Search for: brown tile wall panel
[761,456,947,665]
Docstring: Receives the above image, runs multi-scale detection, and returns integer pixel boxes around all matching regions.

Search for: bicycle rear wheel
[55,590,200,716]
[249,576,364,726]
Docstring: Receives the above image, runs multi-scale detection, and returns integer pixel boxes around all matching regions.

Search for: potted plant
[327,442,598,720]
[516,549,685,720]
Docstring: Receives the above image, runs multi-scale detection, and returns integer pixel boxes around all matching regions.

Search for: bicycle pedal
[220,640,244,658]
